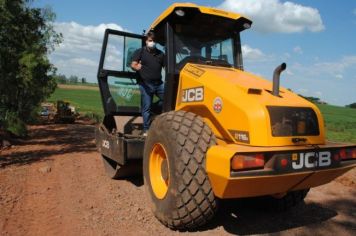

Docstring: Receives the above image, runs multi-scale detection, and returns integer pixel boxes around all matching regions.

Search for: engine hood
[175,63,325,146]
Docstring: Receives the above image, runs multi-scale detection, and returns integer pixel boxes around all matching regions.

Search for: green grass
[49,85,356,143]
[48,84,140,117]
[49,88,103,115]
[317,104,356,143]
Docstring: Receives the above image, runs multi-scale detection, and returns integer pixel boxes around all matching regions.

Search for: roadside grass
[49,87,103,115]
[317,104,356,143]
[49,84,356,143]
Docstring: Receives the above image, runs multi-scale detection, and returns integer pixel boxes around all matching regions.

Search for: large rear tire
[102,155,141,179]
[143,110,218,230]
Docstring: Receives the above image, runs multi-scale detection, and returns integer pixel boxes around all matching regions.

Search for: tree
[54,74,67,84]
[69,75,78,84]
[298,95,322,104]
[81,77,86,84]
[0,0,62,136]
[346,103,356,109]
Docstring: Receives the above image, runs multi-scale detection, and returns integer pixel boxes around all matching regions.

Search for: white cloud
[335,74,343,80]
[242,44,265,61]
[287,56,356,81]
[51,22,125,82]
[244,55,356,106]
[313,56,356,76]
[293,46,303,54]
[282,56,356,105]
[218,0,325,33]
[69,58,97,67]
[54,22,124,53]
[314,91,322,97]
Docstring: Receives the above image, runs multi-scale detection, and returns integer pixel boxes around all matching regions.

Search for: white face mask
[147,41,156,49]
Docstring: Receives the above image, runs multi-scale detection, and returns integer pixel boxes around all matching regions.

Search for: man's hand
[131,61,142,71]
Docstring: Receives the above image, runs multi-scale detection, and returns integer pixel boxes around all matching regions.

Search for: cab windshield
[169,11,245,71]
[175,33,236,70]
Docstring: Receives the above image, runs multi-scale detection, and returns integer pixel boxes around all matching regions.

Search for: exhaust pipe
[272,63,287,97]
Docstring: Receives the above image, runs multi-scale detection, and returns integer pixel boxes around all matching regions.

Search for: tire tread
[150,110,218,230]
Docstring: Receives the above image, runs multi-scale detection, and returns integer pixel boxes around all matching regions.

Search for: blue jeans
[139,81,164,131]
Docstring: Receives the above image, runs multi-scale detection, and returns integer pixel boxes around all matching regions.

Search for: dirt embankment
[0,122,355,236]
[57,84,99,91]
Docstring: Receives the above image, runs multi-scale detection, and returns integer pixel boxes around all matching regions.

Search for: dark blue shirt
[132,46,164,82]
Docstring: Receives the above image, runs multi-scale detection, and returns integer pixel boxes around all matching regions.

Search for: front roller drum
[143,110,218,230]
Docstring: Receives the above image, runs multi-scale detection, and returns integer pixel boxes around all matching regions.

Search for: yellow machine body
[175,64,325,146]
[175,63,356,199]
[146,3,356,199]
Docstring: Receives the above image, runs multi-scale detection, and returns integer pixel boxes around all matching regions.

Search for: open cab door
[95,29,145,176]
[97,29,144,116]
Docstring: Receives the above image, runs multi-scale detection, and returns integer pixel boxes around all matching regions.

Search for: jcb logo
[292,151,331,169]
[102,140,110,149]
[182,87,204,102]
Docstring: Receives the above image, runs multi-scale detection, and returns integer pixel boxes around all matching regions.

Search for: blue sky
[33,0,356,106]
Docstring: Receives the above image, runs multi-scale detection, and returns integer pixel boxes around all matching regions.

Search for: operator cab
[150,4,251,110]
[96,3,251,164]
[97,3,251,119]
[151,5,251,72]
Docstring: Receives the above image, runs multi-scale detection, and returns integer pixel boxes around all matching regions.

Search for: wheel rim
[149,143,170,199]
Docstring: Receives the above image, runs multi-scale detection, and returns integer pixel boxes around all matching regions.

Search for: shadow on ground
[201,199,337,235]
[0,123,96,168]
[119,174,355,235]
[197,196,356,235]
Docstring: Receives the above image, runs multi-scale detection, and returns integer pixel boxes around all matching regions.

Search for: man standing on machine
[131,31,165,136]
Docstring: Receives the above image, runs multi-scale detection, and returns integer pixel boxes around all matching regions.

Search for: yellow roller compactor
[95,3,356,230]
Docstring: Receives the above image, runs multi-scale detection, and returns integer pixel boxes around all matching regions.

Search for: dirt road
[1,122,355,236]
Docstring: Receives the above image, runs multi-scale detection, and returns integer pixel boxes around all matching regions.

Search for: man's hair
[145,31,155,40]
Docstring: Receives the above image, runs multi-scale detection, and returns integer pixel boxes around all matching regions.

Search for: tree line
[0,0,62,136]
[299,95,355,109]
[298,95,327,105]
[346,103,356,109]
[54,74,87,84]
